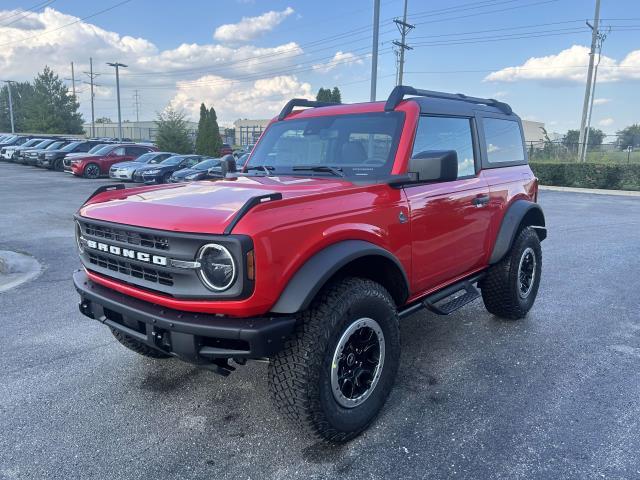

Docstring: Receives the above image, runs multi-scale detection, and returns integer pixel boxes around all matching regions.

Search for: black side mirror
[409,150,458,182]
[220,154,237,176]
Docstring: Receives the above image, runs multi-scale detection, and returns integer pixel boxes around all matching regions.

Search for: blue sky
[1,0,638,135]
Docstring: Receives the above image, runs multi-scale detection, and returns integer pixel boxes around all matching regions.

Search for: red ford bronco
[73,86,546,442]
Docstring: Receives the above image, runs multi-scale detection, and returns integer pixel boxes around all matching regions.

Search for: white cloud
[492,91,508,99]
[312,51,364,73]
[593,98,611,105]
[0,7,308,122]
[484,45,640,84]
[213,7,294,44]
[170,75,312,122]
[598,117,614,127]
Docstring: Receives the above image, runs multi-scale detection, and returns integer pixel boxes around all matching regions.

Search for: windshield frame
[245,111,405,179]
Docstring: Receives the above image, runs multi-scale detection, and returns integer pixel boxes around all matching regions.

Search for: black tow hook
[79,300,94,319]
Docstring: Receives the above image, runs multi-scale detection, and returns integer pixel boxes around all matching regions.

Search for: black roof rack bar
[278,98,340,121]
[384,85,513,115]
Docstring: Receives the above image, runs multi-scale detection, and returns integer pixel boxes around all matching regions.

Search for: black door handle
[472,194,490,207]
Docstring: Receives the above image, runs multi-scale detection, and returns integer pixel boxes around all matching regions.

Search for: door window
[111,147,125,156]
[411,116,476,178]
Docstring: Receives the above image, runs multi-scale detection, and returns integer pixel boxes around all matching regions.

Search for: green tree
[155,107,193,154]
[194,103,223,156]
[562,128,604,151]
[315,87,332,102]
[194,103,209,154]
[24,66,83,133]
[0,81,35,132]
[315,87,342,103]
[208,106,223,156]
[331,86,342,103]
[617,124,640,149]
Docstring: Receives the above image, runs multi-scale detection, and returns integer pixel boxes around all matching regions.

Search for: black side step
[424,282,480,315]
[398,273,484,319]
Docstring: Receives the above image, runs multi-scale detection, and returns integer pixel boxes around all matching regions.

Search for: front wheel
[480,227,542,319]
[268,277,400,443]
[83,163,101,179]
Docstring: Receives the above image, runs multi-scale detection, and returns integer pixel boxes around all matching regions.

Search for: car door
[102,146,127,171]
[404,115,493,293]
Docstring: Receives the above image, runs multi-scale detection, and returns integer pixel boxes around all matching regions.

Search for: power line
[83,57,100,138]
[0,0,56,28]
[0,0,132,48]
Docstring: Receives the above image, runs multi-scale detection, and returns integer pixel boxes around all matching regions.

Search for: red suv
[73,86,546,442]
[65,144,157,178]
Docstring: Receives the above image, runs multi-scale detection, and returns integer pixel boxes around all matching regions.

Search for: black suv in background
[37,140,103,170]
[134,154,206,183]
[23,140,71,166]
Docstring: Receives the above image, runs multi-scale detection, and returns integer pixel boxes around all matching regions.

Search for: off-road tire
[480,226,542,319]
[110,328,171,359]
[83,163,101,179]
[268,277,400,443]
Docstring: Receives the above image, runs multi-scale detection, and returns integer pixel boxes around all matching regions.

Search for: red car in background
[65,144,157,178]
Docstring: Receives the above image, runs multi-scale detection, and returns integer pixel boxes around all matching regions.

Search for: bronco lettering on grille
[85,240,168,266]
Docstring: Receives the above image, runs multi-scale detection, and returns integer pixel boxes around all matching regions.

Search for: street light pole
[370,0,380,101]
[577,0,601,162]
[107,62,128,141]
[5,81,15,134]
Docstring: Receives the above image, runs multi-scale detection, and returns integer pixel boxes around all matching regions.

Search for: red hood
[79,176,357,234]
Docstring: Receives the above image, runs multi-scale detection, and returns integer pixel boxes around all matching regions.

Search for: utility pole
[107,62,128,141]
[577,0,601,162]
[83,58,100,138]
[133,89,140,123]
[370,0,380,101]
[583,27,610,161]
[2,80,15,133]
[393,0,414,85]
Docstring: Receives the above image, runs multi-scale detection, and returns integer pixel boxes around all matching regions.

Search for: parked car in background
[37,140,104,170]
[23,140,70,166]
[168,157,223,183]
[1,136,31,149]
[2,138,47,162]
[233,144,254,158]
[65,144,157,178]
[109,151,175,181]
[134,154,206,184]
[220,143,233,156]
[16,139,60,164]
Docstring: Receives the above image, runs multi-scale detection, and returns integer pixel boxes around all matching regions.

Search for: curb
[0,251,42,293]
[539,185,640,197]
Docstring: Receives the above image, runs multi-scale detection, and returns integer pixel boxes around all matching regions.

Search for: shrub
[530,162,640,191]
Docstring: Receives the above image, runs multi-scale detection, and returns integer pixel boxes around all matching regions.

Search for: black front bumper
[73,270,296,364]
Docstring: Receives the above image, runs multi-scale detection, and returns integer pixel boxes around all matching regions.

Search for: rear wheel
[110,328,171,359]
[83,163,101,179]
[268,277,400,443]
[480,227,542,319]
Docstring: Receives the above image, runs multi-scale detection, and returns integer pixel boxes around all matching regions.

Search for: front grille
[88,252,174,286]
[84,222,170,250]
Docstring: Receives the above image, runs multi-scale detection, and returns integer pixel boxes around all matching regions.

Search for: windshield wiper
[244,165,275,175]
[292,165,345,177]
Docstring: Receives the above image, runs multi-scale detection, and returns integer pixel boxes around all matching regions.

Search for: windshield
[246,112,403,178]
[193,158,220,170]
[134,152,158,163]
[94,145,114,155]
[87,144,106,154]
[22,139,43,148]
[160,155,186,166]
[46,141,64,150]
[62,142,82,152]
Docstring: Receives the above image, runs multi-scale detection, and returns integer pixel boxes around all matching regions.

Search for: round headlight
[75,220,84,253]
[197,244,236,291]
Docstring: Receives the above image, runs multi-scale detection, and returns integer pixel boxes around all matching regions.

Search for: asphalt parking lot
[1,162,640,480]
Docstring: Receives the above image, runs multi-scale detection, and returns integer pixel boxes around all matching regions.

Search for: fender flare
[489,199,546,264]
[270,240,409,314]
